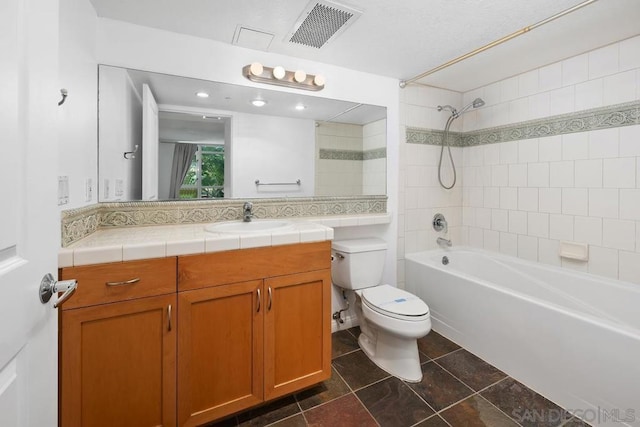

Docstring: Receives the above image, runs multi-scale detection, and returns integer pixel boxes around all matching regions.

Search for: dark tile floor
[206,327,591,427]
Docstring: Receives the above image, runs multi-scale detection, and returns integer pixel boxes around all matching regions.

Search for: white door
[0,0,60,426]
[142,84,159,200]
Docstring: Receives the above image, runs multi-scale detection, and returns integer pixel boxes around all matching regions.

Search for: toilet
[331,238,431,382]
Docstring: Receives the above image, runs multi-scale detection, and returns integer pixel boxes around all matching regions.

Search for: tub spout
[437,237,452,248]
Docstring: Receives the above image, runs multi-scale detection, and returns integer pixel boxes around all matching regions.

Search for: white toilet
[331,238,431,382]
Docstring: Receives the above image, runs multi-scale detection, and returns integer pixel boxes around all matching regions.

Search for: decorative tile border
[61,196,388,247]
[407,101,640,147]
[319,147,387,161]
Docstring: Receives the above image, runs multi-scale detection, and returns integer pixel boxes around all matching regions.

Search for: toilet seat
[361,285,429,321]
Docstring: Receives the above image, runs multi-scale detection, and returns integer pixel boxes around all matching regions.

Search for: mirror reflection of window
[181,145,225,199]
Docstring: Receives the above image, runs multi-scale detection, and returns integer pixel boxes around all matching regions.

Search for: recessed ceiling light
[295,104,306,111]
[251,99,267,107]
[196,91,209,98]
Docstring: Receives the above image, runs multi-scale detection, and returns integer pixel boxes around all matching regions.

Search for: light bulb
[295,104,306,111]
[313,74,325,86]
[249,62,263,76]
[251,99,266,107]
[195,91,209,98]
[273,66,286,80]
[294,70,307,83]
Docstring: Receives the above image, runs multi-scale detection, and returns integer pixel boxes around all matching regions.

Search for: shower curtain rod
[399,0,599,88]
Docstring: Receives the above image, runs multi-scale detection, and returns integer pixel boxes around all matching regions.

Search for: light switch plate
[85,178,93,202]
[58,176,69,206]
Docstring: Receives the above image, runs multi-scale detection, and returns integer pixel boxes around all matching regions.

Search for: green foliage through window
[181,145,224,199]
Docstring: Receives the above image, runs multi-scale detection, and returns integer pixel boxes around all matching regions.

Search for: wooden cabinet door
[264,270,332,401]
[177,280,263,427]
[60,294,176,427]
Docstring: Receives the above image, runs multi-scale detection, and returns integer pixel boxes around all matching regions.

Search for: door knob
[39,273,77,308]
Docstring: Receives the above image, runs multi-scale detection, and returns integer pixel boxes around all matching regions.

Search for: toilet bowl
[331,238,431,382]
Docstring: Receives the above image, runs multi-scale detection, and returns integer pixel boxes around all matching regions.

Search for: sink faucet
[243,202,254,222]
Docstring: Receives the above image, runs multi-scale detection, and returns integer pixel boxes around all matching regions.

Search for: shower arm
[399,0,599,87]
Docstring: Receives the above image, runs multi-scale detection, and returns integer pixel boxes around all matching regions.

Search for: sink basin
[205,219,295,234]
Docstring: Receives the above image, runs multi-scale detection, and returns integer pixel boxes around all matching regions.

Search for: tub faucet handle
[243,201,254,222]
[433,213,448,233]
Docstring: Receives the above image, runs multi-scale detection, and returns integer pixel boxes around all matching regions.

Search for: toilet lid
[361,284,429,319]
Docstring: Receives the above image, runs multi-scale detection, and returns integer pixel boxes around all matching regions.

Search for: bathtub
[405,247,640,427]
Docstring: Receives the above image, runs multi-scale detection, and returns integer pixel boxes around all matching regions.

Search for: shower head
[454,97,485,118]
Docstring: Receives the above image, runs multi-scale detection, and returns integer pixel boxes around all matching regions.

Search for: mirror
[97,65,387,202]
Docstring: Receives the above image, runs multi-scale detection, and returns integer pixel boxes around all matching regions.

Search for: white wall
[232,113,315,198]
[460,36,640,284]
[58,0,97,209]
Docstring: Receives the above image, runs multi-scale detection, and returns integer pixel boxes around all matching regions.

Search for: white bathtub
[405,247,640,427]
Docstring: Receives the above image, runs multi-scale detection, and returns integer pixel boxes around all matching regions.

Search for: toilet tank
[331,238,387,290]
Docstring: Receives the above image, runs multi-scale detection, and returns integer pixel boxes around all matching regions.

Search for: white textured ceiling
[89,0,640,92]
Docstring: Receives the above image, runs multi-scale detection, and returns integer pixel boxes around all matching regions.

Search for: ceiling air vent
[288,0,362,49]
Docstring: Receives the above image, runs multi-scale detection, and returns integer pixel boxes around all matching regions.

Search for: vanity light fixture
[195,91,209,98]
[243,62,325,91]
[251,99,267,107]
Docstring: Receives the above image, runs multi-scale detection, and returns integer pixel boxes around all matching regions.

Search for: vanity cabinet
[59,241,331,427]
[59,258,177,427]
[177,241,332,426]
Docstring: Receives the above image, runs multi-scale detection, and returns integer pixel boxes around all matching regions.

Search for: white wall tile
[588,189,619,219]
[469,187,484,207]
[562,188,588,216]
[538,62,562,92]
[518,188,539,212]
[484,229,500,252]
[508,164,527,187]
[602,219,635,251]
[528,212,549,238]
[561,258,588,273]
[619,251,640,283]
[499,232,518,256]
[588,246,619,280]
[549,214,574,241]
[509,98,529,123]
[491,209,509,232]
[574,79,603,111]
[550,86,575,115]
[528,163,550,187]
[499,141,519,164]
[518,139,539,163]
[492,165,508,187]
[518,69,539,97]
[500,76,519,102]
[589,128,619,159]
[562,53,589,86]
[483,144,500,166]
[604,70,637,105]
[538,136,562,162]
[588,44,619,79]
[574,216,602,245]
[603,158,635,188]
[468,227,484,247]
[476,208,492,229]
[500,187,518,210]
[562,133,589,160]
[538,238,561,266]
[550,161,574,187]
[529,92,551,121]
[518,235,538,262]
[484,187,500,208]
[619,35,640,71]
[620,189,640,220]
[539,188,562,214]
[509,210,528,235]
[574,159,603,188]
[618,126,640,157]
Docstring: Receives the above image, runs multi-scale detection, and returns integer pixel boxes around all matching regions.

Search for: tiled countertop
[59,213,392,267]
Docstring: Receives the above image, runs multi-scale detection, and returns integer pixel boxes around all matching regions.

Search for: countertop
[58,213,392,267]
